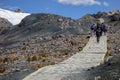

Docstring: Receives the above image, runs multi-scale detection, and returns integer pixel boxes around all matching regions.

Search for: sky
[0,0,120,19]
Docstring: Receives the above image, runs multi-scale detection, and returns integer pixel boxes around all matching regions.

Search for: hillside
[0,17,12,35]
[0,8,119,80]
[0,9,91,79]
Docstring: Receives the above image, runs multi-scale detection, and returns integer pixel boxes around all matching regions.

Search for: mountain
[77,14,95,31]
[1,13,94,46]
[0,8,30,25]
[0,17,13,35]
[0,9,91,79]
[1,8,119,80]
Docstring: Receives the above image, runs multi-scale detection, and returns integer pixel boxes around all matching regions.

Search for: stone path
[23,35,107,80]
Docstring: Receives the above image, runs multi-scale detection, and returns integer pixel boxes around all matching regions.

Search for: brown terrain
[0,13,92,80]
[0,10,119,80]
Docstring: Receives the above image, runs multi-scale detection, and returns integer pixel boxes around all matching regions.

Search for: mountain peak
[107,10,120,15]
[14,9,24,13]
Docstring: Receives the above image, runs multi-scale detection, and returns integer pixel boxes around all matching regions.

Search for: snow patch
[0,8,30,25]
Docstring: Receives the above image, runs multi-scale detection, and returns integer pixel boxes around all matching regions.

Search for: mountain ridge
[0,8,120,80]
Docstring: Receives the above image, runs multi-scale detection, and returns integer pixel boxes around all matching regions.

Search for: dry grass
[3,56,18,64]
[32,64,45,70]
[53,54,59,58]
[0,56,3,64]
[39,53,49,58]
[31,55,39,61]
[0,67,6,73]
[26,56,32,62]
[10,49,17,54]
[49,61,55,65]
[107,46,111,50]
[63,51,69,55]
[3,56,12,63]
[104,51,111,61]
[26,54,48,62]
[21,46,27,50]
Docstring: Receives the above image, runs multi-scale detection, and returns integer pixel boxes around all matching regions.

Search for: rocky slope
[1,8,119,80]
[0,9,93,79]
[2,13,85,42]
[0,18,13,35]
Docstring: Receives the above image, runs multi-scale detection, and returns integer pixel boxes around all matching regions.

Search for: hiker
[90,23,96,36]
[96,23,102,43]
[93,23,97,35]
[102,23,108,35]
[100,23,104,36]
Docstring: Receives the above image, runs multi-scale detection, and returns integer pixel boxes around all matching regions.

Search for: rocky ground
[0,13,90,80]
[0,34,89,79]
[0,18,12,35]
[0,10,119,80]
[22,35,107,80]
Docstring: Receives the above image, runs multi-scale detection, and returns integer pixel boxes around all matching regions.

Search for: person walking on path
[96,23,102,43]
[101,23,108,35]
[90,23,96,36]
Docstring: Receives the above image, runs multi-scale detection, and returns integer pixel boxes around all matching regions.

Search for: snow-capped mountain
[0,8,30,25]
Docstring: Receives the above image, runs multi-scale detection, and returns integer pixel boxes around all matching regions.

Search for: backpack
[90,24,94,30]
[96,27,101,36]
[93,24,97,31]
[103,24,108,30]
[96,27,101,33]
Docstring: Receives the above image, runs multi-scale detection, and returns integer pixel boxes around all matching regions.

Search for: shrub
[107,46,111,50]
[13,57,19,61]
[37,64,44,68]
[10,49,16,54]
[0,67,6,73]
[41,58,46,62]
[53,54,59,58]
[21,46,26,50]
[0,56,3,63]
[3,56,19,64]
[40,53,49,57]
[104,51,110,61]
[63,51,69,55]
[32,64,44,70]
[31,55,39,61]
[3,57,11,63]
[50,61,55,65]
[26,56,32,62]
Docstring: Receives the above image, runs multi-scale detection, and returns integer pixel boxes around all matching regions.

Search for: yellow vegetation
[107,46,111,50]
[10,49,17,54]
[26,56,32,62]
[31,55,39,61]
[21,46,26,50]
[0,56,3,64]
[3,56,18,64]
[32,64,45,70]
[50,60,55,65]
[104,51,110,61]
[0,67,6,73]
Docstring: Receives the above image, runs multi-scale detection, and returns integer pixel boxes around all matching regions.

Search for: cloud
[57,0,101,6]
[103,2,109,6]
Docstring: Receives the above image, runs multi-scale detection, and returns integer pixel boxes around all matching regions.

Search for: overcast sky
[0,0,120,19]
